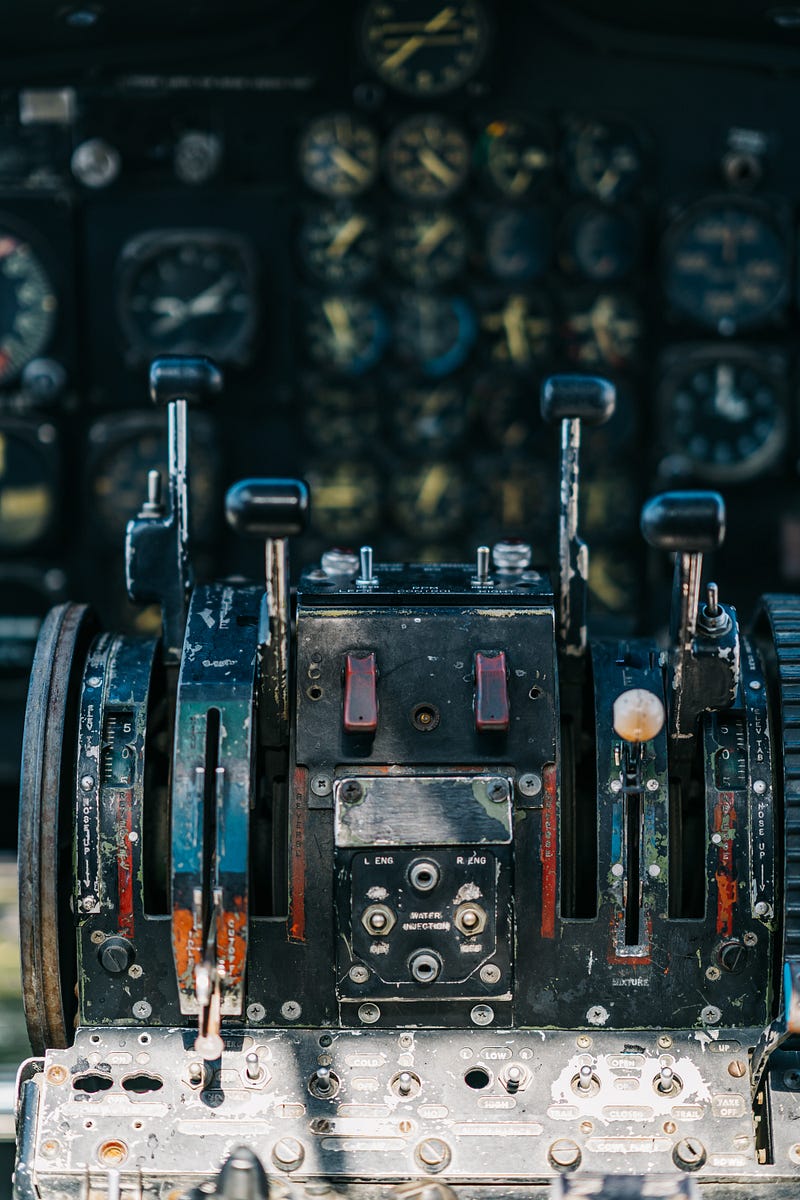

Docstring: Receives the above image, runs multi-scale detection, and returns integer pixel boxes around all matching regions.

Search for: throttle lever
[125,355,223,664]
[226,478,310,745]
[541,374,615,655]
[641,491,732,745]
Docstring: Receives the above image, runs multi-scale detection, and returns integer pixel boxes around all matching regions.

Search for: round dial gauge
[0,424,57,548]
[389,209,468,285]
[90,418,218,543]
[361,0,488,97]
[0,233,57,386]
[480,291,553,368]
[663,202,788,333]
[305,461,381,539]
[298,208,379,287]
[562,291,643,370]
[476,117,554,200]
[564,118,643,203]
[302,381,381,452]
[298,113,380,198]
[391,381,468,452]
[661,356,787,481]
[118,231,258,364]
[385,114,471,202]
[305,295,389,376]
[394,292,476,377]
[485,208,552,281]
[390,461,468,538]
[474,374,536,452]
[559,205,638,281]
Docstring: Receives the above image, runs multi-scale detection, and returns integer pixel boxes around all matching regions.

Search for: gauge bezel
[115,228,259,367]
[562,114,646,204]
[297,204,381,288]
[0,222,59,388]
[0,416,60,551]
[360,0,491,98]
[474,113,556,203]
[660,195,791,335]
[297,111,381,199]
[384,114,472,204]
[657,343,788,483]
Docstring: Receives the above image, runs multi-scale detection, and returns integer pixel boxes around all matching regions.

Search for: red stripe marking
[714,791,737,937]
[116,790,135,939]
[540,762,558,939]
[288,766,308,943]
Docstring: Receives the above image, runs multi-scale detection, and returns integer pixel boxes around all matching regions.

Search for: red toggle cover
[474,650,510,732]
[343,651,378,733]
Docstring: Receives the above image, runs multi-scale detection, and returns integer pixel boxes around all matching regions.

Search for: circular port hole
[464,1066,492,1090]
[307,685,323,701]
[409,950,442,984]
[411,703,440,732]
[409,860,440,893]
[528,686,542,700]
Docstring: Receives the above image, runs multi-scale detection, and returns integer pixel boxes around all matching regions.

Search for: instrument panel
[0,0,799,823]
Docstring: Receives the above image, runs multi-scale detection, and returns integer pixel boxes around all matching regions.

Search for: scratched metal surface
[22,1025,799,1194]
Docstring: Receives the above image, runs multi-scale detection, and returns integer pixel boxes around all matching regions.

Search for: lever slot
[622,744,643,946]
[200,707,221,953]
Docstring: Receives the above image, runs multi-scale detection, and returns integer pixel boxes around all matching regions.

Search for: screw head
[349,964,370,984]
[272,1137,304,1170]
[470,1004,494,1026]
[358,1002,381,1024]
[646,777,660,792]
[754,901,771,918]
[657,1035,673,1050]
[700,1005,721,1025]
[517,772,542,797]
[576,1035,592,1050]
[98,936,135,975]
[310,774,332,798]
[247,1003,266,1022]
[415,1137,451,1172]
[719,940,747,973]
[340,779,363,803]
[729,1060,747,1078]
[281,1000,302,1021]
[486,777,509,803]
[673,1137,706,1170]
[480,963,501,985]
[132,1000,151,1019]
[549,1138,581,1170]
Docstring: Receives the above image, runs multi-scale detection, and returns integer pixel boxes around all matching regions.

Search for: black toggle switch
[540,373,616,426]
[149,355,223,408]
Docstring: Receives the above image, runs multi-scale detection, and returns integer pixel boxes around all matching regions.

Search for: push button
[343,651,378,734]
[474,650,510,733]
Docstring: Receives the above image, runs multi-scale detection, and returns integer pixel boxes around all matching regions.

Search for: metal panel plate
[334,775,512,847]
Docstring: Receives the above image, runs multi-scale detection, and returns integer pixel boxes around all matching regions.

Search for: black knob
[226,478,310,539]
[149,355,223,407]
[98,935,135,976]
[640,491,726,554]
[540,374,616,426]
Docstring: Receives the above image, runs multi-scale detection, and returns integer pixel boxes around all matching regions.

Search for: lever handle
[640,491,726,555]
[149,355,223,408]
[540,374,616,426]
[225,479,310,540]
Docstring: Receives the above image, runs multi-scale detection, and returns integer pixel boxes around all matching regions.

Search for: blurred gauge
[298,208,379,287]
[659,352,787,481]
[561,291,643,370]
[394,292,476,377]
[391,381,469,452]
[303,380,381,452]
[361,0,488,97]
[477,456,554,540]
[564,118,643,203]
[588,550,640,617]
[475,117,554,200]
[581,470,638,538]
[480,290,553,368]
[474,374,536,452]
[388,210,468,286]
[117,230,258,364]
[298,113,380,198]
[559,205,639,281]
[305,294,389,376]
[305,461,382,539]
[662,200,788,333]
[0,233,57,386]
[484,208,552,281]
[385,114,471,202]
[0,421,57,549]
[391,461,468,538]
[89,414,218,544]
